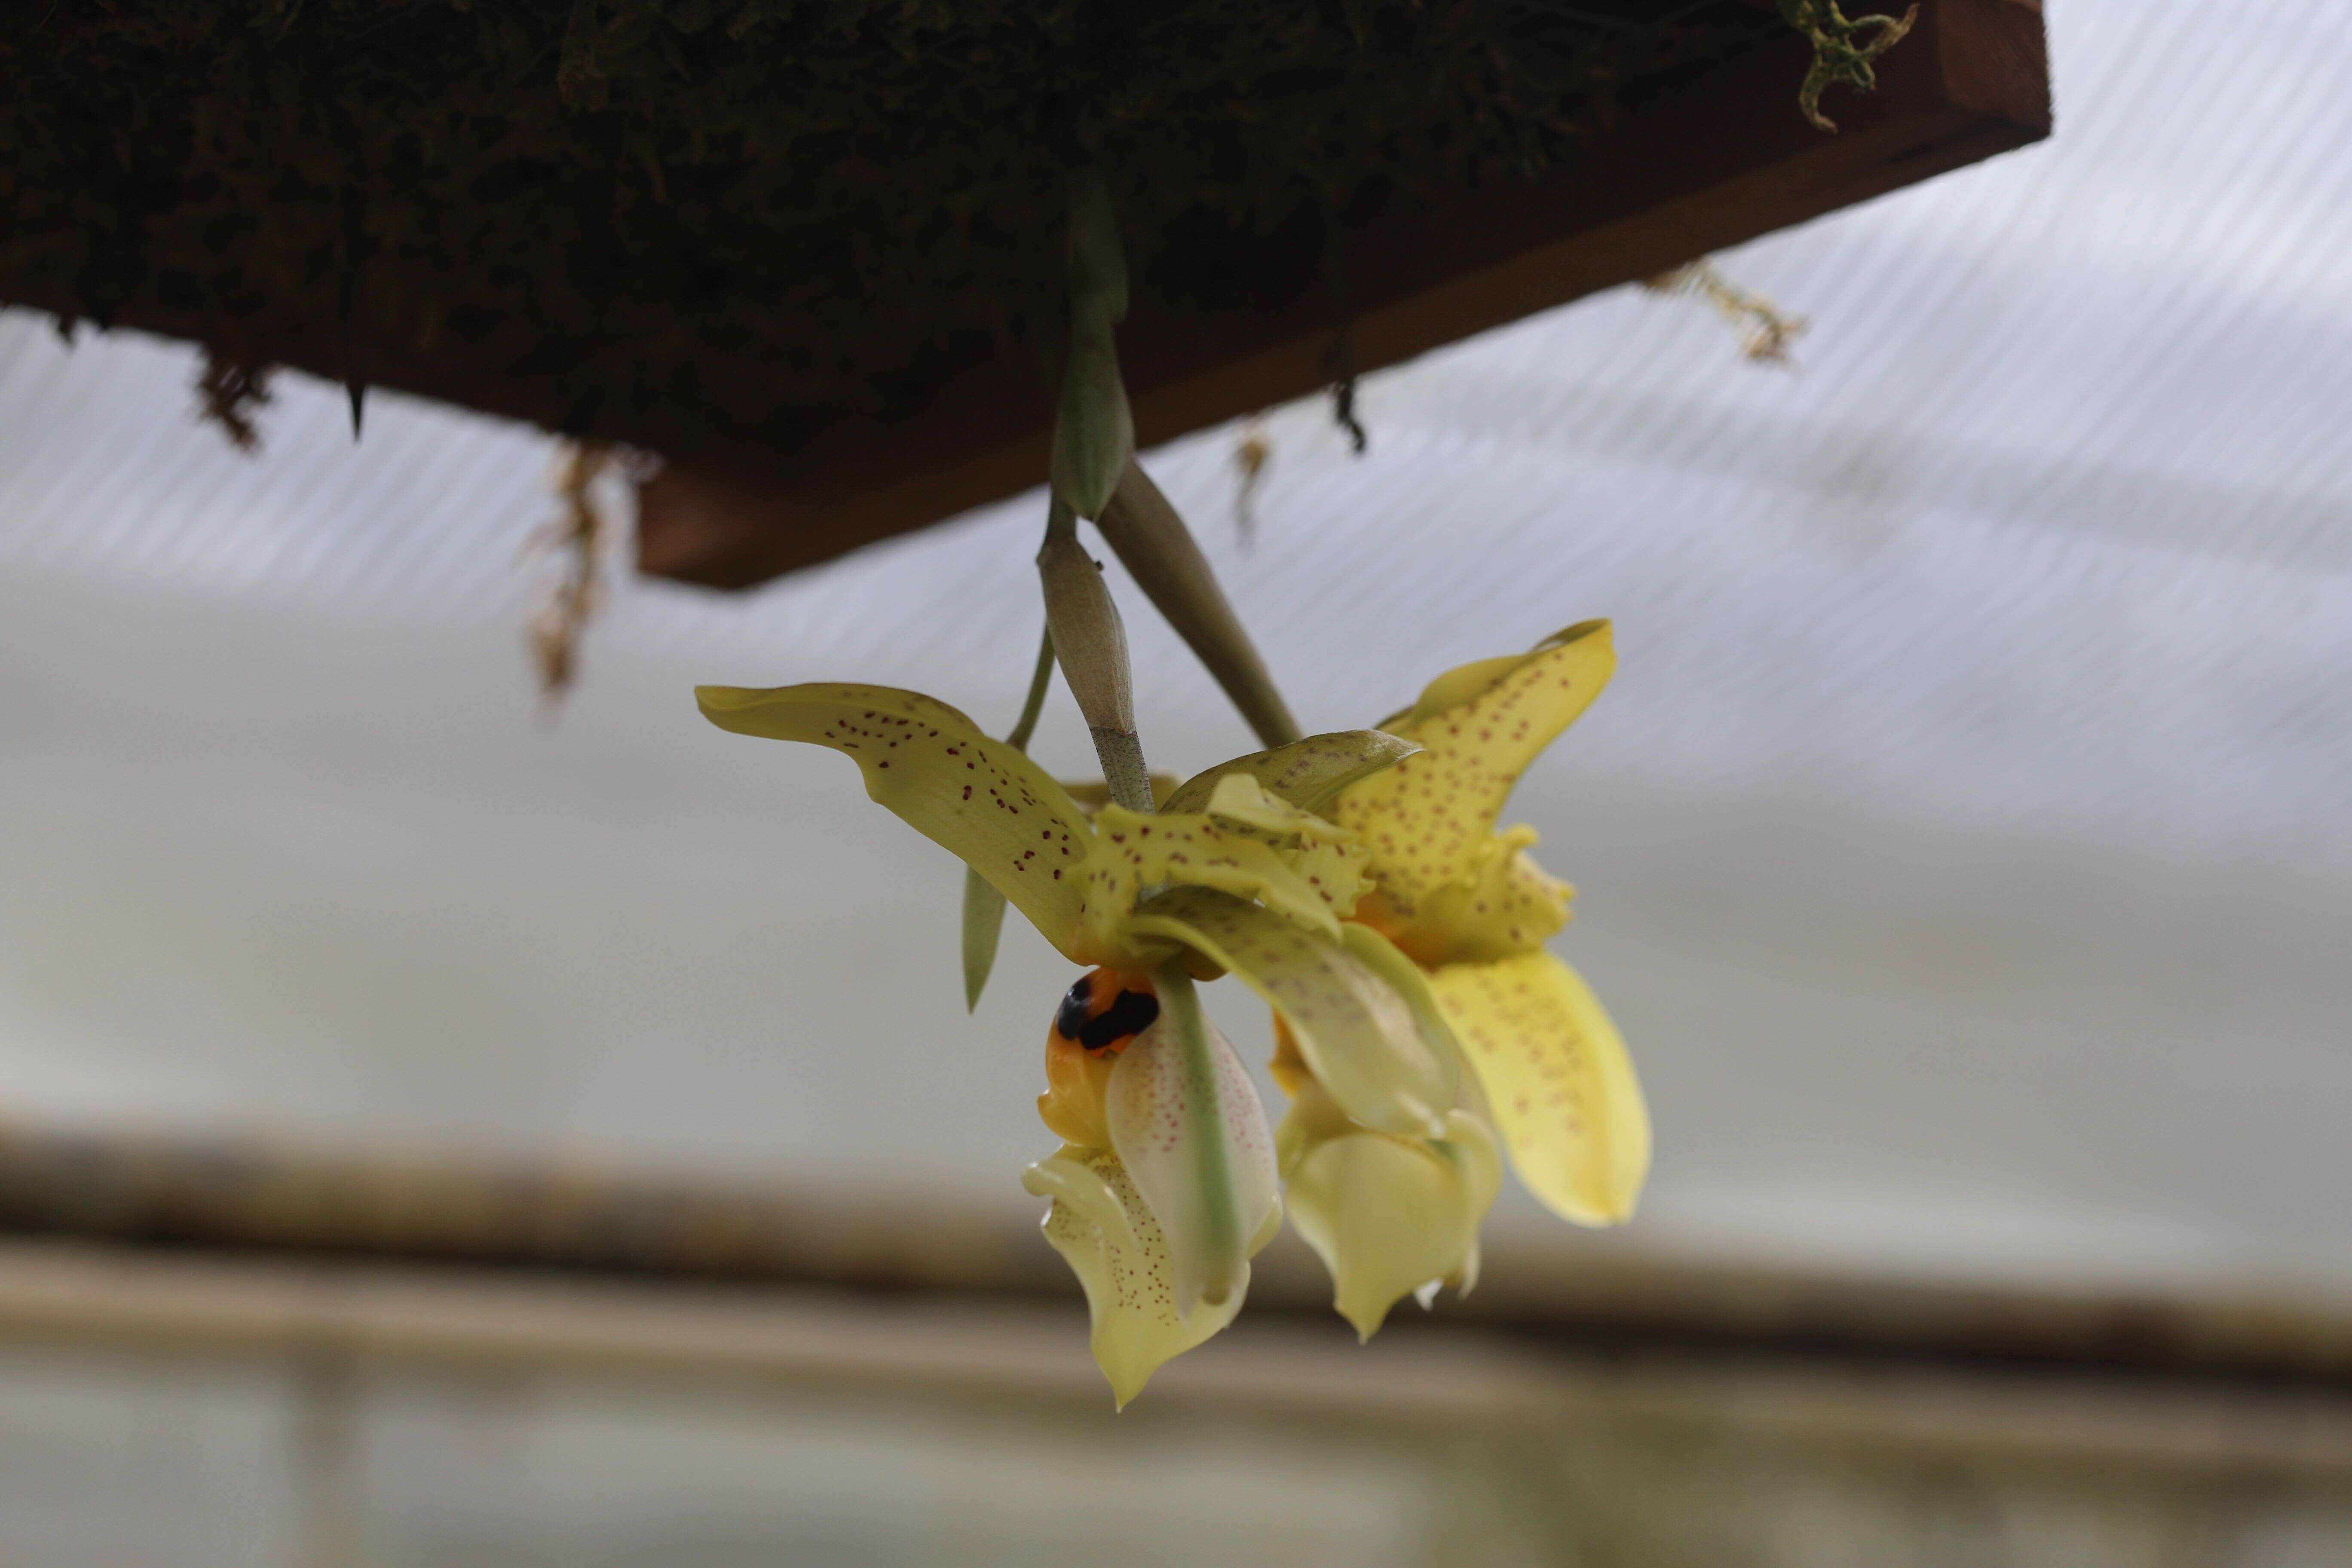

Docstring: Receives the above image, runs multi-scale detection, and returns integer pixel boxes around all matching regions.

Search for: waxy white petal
[1023,1146,1246,1409]
[1105,1008,1279,1318]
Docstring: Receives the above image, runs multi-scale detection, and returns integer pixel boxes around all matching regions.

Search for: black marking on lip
[1077,988,1159,1052]
[1054,977,1094,1042]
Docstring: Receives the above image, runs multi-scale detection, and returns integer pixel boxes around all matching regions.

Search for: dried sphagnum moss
[0,3,1776,452]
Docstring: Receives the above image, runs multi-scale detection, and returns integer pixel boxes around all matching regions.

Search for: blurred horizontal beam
[636,0,2049,587]
[5,1236,2352,1479]
[7,1118,2352,1387]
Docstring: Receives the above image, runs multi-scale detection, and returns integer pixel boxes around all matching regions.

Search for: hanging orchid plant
[694,172,1648,1405]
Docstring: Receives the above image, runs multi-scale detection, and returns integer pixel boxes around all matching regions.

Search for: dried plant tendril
[526,441,616,709]
[1231,423,1271,550]
[1644,260,1807,365]
[194,349,274,453]
[1779,0,1919,132]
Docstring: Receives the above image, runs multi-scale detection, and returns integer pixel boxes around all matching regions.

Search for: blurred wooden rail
[7,1118,2352,1390]
[4,1236,2352,1480]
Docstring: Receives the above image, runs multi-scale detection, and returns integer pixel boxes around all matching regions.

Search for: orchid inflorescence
[694,175,1648,1406]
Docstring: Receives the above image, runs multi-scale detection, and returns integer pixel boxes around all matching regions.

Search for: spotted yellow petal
[1022,1146,1247,1408]
[1200,774,1351,841]
[1127,889,1453,1138]
[1378,826,1572,965]
[1284,836,1374,924]
[1163,730,1422,816]
[1424,949,1648,1226]
[1196,774,1372,924]
[1106,1006,1280,1319]
[1283,1100,1503,1340]
[1335,622,1613,940]
[1079,805,1338,961]
[698,683,1091,960]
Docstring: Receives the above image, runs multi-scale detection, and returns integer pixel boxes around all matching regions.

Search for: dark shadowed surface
[0,2,2049,583]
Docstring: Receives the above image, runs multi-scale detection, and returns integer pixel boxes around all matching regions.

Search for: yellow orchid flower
[1028,964,1281,1407]
[1275,621,1651,1333]
[1270,1017,1503,1339]
[695,683,1463,1401]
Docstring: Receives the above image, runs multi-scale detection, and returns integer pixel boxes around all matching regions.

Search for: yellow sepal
[696,683,1092,961]
[1375,825,1571,965]
[1424,949,1649,1226]
[1336,622,1612,946]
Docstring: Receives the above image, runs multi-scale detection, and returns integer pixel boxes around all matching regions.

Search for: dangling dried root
[1322,325,1369,455]
[526,441,616,707]
[195,349,275,453]
[1645,260,1807,366]
[1232,421,1271,550]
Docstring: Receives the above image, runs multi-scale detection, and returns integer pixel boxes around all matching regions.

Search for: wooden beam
[16,1117,2352,1386]
[638,0,2049,588]
[8,1236,2352,1478]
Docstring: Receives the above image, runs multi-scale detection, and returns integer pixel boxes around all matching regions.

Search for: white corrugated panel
[1,0,2347,1302]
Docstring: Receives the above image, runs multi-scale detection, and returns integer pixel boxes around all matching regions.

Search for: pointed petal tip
[1540,1191,1640,1228]
[960,869,1008,1011]
[1163,729,1425,817]
[1430,952,1648,1230]
[1035,1150,1245,1413]
[689,683,1093,959]
[1541,617,1611,650]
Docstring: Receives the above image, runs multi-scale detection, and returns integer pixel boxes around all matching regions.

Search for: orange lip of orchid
[1038,967,1158,1150]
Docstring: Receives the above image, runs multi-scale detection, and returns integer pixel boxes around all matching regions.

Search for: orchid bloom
[1277,620,1651,1335]
[694,683,1463,1403]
